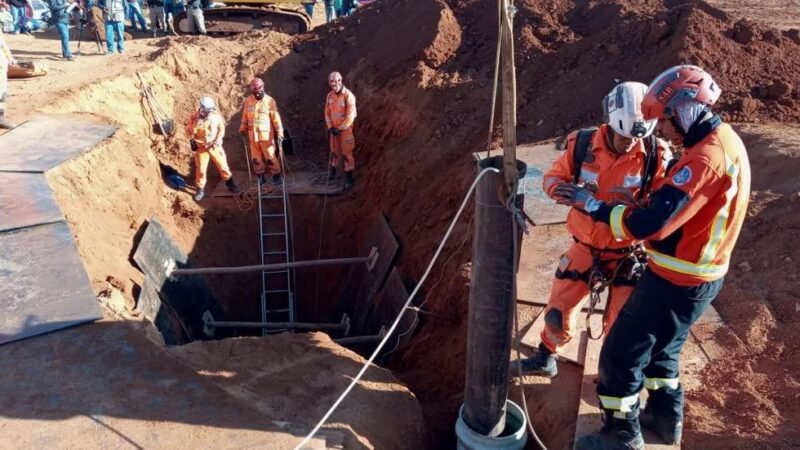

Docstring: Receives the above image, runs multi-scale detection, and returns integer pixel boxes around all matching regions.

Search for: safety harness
[559,127,659,339]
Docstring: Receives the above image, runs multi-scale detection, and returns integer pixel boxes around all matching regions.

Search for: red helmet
[250,78,265,92]
[642,65,721,120]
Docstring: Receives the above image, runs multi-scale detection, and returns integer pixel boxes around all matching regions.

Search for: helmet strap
[669,115,687,139]
[605,128,624,155]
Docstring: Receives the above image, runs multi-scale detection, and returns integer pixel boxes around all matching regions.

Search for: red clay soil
[262,0,800,446]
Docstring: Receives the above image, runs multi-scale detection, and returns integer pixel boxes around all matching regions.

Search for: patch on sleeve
[672,166,692,186]
[557,255,571,272]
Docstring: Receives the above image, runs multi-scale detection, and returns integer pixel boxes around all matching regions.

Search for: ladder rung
[263,251,287,256]
[263,195,284,199]
[264,289,290,294]
[267,309,290,313]
[262,270,288,275]
[262,232,286,236]
[261,214,285,218]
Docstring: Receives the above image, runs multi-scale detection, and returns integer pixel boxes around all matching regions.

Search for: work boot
[344,171,354,189]
[271,173,282,185]
[258,174,267,185]
[640,386,684,445]
[574,407,644,450]
[225,178,241,194]
[0,112,15,129]
[193,188,205,202]
[518,343,557,377]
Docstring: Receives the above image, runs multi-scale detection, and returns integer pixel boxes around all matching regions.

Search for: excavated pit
[9,0,800,448]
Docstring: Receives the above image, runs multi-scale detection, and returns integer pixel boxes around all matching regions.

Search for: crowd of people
[0,0,364,63]
[0,0,182,60]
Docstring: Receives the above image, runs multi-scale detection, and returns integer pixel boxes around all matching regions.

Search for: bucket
[455,400,528,450]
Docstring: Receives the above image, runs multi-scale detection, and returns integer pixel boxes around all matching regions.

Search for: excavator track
[173,6,310,36]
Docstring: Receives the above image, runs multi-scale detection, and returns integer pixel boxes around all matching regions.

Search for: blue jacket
[46,0,70,23]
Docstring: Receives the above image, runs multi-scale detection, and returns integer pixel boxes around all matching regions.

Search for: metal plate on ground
[339,214,399,334]
[132,218,225,342]
[364,268,416,350]
[516,142,569,226]
[0,172,63,232]
[0,222,101,345]
[211,170,342,198]
[0,115,116,173]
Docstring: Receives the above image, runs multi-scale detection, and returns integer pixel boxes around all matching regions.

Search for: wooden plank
[0,115,116,173]
[211,170,342,198]
[574,313,605,448]
[0,222,101,345]
[690,304,726,361]
[0,172,64,232]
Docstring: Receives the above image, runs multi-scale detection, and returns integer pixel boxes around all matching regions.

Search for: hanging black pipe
[462,155,526,437]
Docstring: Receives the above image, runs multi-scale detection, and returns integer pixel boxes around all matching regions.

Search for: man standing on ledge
[325,71,357,189]
[186,95,239,201]
[564,65,751,449]
[240,78,284,185]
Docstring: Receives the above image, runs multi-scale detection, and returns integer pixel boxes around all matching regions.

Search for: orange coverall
[539,124,670,353]
[186,110,232,189]
[239,94,284,176]
[325,86,357,172]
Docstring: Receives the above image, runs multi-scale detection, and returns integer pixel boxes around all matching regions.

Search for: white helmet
[199,95,216,112]
[602,82,657,139]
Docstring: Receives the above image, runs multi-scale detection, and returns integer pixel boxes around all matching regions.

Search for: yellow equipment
[173,0,311,36]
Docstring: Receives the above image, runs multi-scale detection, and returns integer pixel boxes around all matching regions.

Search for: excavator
[173,0,311,36]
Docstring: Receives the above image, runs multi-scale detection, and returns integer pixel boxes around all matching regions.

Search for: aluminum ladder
[257,174,294,333]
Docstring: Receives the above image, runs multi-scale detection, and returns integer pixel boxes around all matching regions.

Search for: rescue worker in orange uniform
[0,29,16,129]
[565,66,751,450]
[520,82,671,378]
[239,78,285,185]
[325,71,357,189]
[186,95,239,202]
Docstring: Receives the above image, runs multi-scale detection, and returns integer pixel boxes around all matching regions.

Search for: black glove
[189,139,198,152]
[329,127,340,136]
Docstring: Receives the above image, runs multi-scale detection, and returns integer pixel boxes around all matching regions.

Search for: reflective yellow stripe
[610,205,629,241]
[698,155,739,265]
[644,377,679,390]
[599,393,639,412]
[646,248,729,278]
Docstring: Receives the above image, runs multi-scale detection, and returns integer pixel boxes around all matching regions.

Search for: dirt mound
[169,332,427,449]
